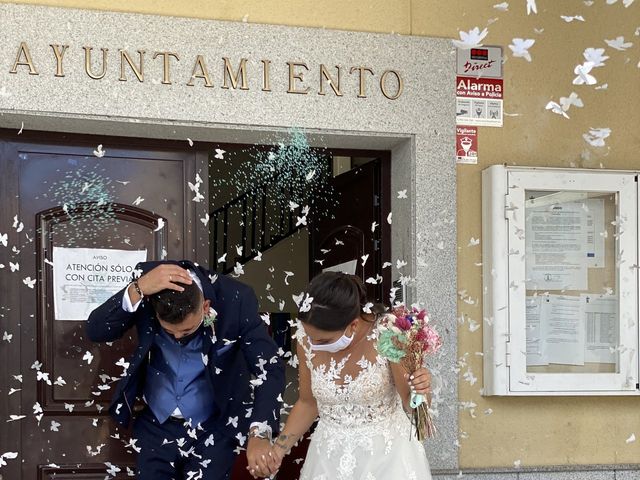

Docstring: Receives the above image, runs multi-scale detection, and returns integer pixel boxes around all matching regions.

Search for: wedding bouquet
[377,306,442,440]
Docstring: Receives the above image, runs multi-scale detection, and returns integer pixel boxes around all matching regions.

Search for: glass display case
[482,166,639,395]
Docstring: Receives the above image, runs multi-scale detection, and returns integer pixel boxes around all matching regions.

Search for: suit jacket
[85,260,285,438]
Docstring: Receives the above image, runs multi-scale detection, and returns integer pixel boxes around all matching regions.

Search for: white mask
[310,329,354,353]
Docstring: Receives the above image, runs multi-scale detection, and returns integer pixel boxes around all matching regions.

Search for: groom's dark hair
[150,282,203,325]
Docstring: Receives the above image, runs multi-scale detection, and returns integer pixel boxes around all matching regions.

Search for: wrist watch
[248,427,270,440]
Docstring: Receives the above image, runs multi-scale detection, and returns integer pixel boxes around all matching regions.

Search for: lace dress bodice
[304,340,401,429]
[296,325,430,480]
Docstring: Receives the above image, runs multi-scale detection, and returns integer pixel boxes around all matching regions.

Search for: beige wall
[4,0,639,469]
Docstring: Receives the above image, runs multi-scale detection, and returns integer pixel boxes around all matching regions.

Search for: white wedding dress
[296,327,432,480]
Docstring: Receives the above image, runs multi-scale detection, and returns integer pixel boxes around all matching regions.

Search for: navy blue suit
[86,260,285,479]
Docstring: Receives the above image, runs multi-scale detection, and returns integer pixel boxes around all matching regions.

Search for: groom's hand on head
[126,264,192,306]
[136,264,193,297]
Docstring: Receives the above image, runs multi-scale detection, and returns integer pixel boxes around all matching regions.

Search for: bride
[250,272,432,479]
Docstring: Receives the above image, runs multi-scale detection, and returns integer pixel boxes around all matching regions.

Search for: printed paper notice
[53,247,147,320]
[526,296,547,366]
[543,295,585,366]
[582,294,617,363]
[525,201,588,290]
[585,199,605,268]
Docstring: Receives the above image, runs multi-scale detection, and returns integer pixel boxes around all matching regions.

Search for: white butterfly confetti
[607,0,635,7]
[452,27,489,49]
[192,191,204,203]
[0,452,18,467]
[82,351,94,365]
[526,0,537,14]
[546,101,570,119]
[605,36,633,51]
[560,92,584,110]
[284,271,295,285]
[50,420,61,431]
[233,262,244,276]
[36,371,52,385]
[397,190,408,199]
[214,148,226,160]
[7,415,26,422]
[133,196,144,206]
[573,62,597,85]
[154,218,165,232]
[226,416,238,428]
[509,38,535,61]
[23,277,36,289]
[560,15,585,22]
[12,216,23,233]
[105,463,121,476]
[583,127,611,147]
[493,2,509,10]
[0,233,7,247]
[2,331,12,342]
[293,292,313,312]
[93,144,106,158]
[583,48,609,66]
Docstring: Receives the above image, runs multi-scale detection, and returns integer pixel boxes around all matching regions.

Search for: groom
[86,260,285,479]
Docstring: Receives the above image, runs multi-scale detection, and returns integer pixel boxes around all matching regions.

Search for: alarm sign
[456,45,503,79]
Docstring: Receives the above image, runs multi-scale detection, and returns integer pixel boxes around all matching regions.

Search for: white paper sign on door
[53,247,147,320]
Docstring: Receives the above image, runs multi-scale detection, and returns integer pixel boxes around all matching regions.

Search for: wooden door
[309,155,391,302]
[0,132,209,479]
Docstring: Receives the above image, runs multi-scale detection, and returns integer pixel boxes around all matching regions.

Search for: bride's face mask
[307,322,357,353]
[310,329,354,353]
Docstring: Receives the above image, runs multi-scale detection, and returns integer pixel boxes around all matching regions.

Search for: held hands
[134,264,193,298]
[246,436,279,479]
[246,432,293,478]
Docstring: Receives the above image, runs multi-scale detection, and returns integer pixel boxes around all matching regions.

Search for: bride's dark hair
[298,271,386,331]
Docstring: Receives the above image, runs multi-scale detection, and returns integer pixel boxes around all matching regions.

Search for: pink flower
[421,327,442,354]
[416,309,428,320]
[395,315,412,331]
